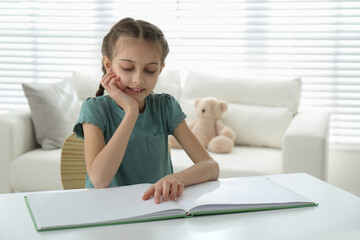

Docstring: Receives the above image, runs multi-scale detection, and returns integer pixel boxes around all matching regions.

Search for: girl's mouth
[127,87,144,94]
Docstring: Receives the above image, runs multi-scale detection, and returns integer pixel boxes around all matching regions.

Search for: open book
[25,176,317,231]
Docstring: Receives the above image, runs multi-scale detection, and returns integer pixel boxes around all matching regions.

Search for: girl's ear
[159,63,165,73]
[102,56,112,73]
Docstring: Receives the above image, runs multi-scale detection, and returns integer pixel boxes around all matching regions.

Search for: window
[1,0,359,144]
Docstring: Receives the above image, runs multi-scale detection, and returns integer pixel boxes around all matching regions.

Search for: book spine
[185,212,194,218]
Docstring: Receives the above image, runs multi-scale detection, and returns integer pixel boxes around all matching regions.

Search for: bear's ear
[194,98,201,108]
[219,100,228,112]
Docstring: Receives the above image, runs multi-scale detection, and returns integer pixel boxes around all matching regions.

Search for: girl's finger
[169,181,178,201]
[109,77,117,88]
[177,183,184,198]
[115,77,123,90]
[101,73,114,87]
[103,70,115,79]
[103,74,117,90]
[162,181,170,201]
[154,185,162,204]
[107,72,116,80]
[142,185,155,200]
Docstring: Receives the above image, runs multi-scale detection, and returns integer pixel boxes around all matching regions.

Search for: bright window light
[0,0,359,144]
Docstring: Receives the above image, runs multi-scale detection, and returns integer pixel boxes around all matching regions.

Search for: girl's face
[104,37,164,111]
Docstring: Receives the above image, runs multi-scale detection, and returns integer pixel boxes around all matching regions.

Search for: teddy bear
[169,97,235,153]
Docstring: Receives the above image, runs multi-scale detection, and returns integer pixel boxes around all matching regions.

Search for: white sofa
[0,69,330,193]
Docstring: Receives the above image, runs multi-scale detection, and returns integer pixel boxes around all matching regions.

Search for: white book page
[176,177,313,213]
[26,184,185,230]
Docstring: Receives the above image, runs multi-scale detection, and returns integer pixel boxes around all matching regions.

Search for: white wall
[326,144,360,197]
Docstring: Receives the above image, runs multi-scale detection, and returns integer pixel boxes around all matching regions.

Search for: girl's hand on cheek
[101,69,138,112]
[142,175,184,204]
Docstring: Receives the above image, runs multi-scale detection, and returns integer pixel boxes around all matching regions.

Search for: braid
[96,84,105,97]
[95,66,106,97]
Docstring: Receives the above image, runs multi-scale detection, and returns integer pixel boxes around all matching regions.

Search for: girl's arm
[83,69,139,188]
[171,120,220,185]
[83,109,138,189]
[143,120,219,203]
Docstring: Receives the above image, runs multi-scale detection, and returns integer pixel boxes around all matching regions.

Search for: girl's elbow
[88,173,110,189]
[210,160,220,180]
[93,182,110,189]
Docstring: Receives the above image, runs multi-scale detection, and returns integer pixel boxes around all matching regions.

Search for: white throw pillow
[71,69,103,101]
[180,100,292,149]
[153,69,182,101]
[222,104,293,148]
[22,80,81,150]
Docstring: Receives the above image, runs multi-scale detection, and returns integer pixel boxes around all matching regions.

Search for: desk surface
[1,173,359,240]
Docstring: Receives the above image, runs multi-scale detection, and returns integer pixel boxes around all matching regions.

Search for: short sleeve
[73,97,107,139]
[161,94,187,135]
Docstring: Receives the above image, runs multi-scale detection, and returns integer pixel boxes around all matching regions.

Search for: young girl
[73,18,219,204]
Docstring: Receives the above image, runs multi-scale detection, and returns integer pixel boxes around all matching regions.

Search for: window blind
[0,0,178,112]
[1,0,359,144]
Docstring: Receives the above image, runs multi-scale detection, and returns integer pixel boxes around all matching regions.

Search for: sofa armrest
[0,109,39,193]
[282,111,330,180]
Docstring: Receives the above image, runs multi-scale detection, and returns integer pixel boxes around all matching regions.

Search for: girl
[73,18,219,204]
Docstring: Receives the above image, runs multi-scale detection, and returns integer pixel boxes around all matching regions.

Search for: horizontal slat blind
[1,0,359,144]
[0,0,177,112]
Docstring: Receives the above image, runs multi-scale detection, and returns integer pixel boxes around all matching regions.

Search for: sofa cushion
[171,147,282,178]
[11,149,63,192]
[222,104,293,148]
[180,71,302,148]
[22,79,81,150]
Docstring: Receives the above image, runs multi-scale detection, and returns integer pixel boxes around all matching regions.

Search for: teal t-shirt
[73,93,186,188]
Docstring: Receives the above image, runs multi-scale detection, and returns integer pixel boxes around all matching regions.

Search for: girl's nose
[132,71,144,85]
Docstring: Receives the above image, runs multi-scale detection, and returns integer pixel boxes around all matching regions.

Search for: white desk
[1,173,359,240]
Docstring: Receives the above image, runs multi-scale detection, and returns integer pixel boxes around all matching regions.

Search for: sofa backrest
[70,68,302,149]
[180,71,302,149]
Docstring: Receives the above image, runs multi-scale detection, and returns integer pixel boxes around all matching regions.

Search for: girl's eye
[122,68,133,71]
[145,70,155,74]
